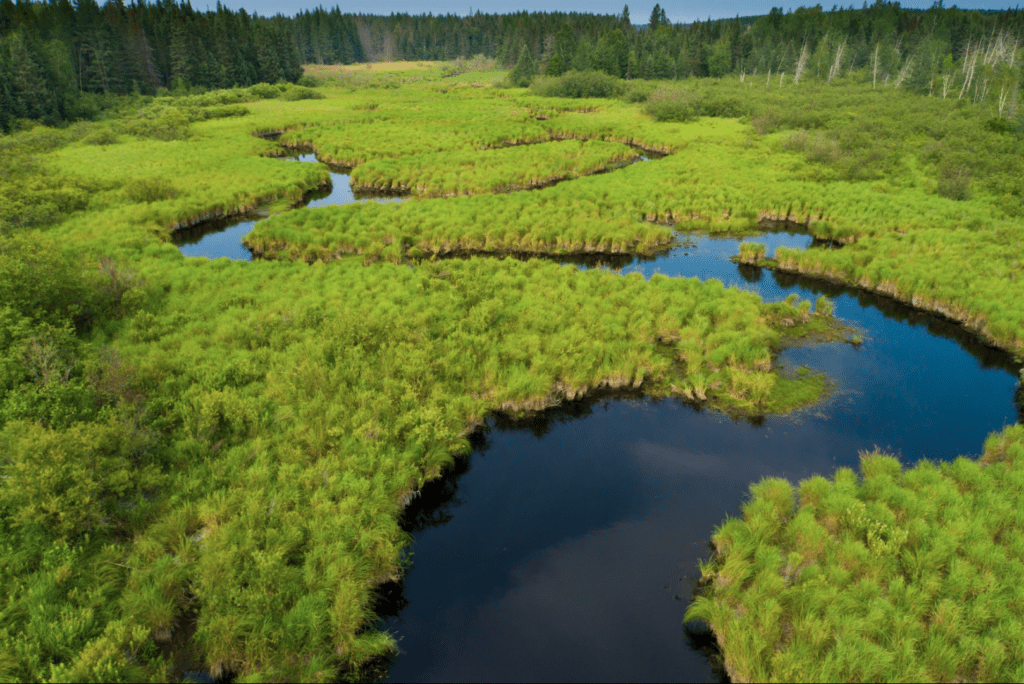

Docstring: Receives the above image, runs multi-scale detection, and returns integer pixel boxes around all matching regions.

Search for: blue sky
[211,0,1021,24]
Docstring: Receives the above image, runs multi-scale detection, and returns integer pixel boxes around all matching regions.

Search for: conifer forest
[2,1,1024,682]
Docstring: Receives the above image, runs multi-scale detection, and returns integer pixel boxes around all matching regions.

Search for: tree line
[0,0,303,131]
[3,0,1023,133]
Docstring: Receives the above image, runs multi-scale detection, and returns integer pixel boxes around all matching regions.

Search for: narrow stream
[172,152,1022,682]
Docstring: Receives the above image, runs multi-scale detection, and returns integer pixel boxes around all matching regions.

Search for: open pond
[171,156,1022,682]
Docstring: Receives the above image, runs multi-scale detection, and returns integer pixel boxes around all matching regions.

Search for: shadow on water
[771,269,1020,375]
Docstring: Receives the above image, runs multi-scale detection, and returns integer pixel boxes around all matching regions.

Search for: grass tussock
[687,425,1024,683]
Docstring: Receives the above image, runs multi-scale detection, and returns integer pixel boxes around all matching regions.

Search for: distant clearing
[304,61,436,75]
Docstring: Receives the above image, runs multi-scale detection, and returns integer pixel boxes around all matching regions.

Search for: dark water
[376,234,1022,682]
[171,153,402,260]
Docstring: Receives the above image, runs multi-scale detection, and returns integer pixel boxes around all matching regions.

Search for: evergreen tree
[509,41,536,86]
[708,36,732,77]
[649,4,661,31]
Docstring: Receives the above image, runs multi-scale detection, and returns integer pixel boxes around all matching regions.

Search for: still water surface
[173,157,1022,682]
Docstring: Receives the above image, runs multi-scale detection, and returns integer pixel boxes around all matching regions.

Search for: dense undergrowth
[1,60,1023,682]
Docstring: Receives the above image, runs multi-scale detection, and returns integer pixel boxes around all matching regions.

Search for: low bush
[279,85,325,101]
[937,164,972,201]
[530,70,626,99]
[644,86,698,122]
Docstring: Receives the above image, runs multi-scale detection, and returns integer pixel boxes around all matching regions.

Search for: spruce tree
[509,42,535,87]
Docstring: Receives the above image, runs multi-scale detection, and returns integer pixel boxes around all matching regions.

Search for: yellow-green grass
[0,245,823,681]
[686,425,1024,683]
[349,139,639,197]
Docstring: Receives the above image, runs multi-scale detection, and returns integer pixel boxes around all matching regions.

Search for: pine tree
[125,7,159,93]
[509,42,536,86]
[649,4,661,31]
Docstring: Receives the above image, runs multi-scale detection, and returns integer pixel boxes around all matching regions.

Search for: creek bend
[172,156,1022,682]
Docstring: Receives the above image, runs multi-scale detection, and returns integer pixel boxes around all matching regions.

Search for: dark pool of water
[171,153,402,260]
[375,234,1022,683]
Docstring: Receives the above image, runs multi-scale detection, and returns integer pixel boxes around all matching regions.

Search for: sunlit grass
[687,425,1024,683]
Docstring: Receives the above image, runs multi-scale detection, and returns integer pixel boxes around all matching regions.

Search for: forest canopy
[2,1,1023,132]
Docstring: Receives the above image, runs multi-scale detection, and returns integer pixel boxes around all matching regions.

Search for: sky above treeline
[208,0,1022,23]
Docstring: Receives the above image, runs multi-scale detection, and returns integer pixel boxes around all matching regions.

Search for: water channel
[173,155,1023,682]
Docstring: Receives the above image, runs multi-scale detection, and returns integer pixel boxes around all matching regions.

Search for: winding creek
[173,153,1023,682]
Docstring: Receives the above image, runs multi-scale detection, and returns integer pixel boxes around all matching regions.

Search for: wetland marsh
[2,56,1024,684]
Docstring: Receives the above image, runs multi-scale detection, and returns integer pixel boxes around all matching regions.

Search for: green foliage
[937,164,972,201]
[4,69,1024,681]
[278,85,325,102]
[124,178,178,204]
[644,86,698,123]
[509,44,537,88]
[0,419,163,538]
[0,237,97,327]
[0,531,158,682]
[738,242,766,264]
[688,426,1024,682]
[349,139,639,198]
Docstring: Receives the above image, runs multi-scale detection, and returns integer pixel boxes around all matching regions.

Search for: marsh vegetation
[1,12,1024,681]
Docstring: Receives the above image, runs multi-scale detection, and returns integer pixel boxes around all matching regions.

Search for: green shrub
[279,85,325,102]
[621,79,657,103]
[83,128,119,146]
[247,83,281,100]
[751,107,783,135]
[937,164,972,201]
[644,86,698,122]
[531,70,626,99]
[0,419,163,537]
